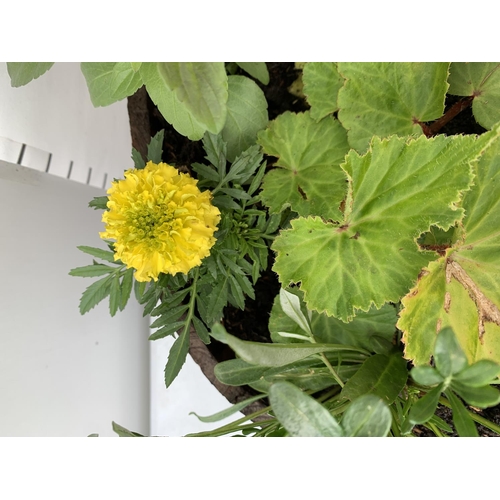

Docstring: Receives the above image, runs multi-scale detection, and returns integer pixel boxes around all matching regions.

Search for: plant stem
[425,96,474,136]
[320,353,345,388]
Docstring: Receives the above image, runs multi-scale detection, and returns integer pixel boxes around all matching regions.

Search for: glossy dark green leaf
[341,395,392,437]
[269,381,343,437]
[340,354,408,405]
[409,384,444,424]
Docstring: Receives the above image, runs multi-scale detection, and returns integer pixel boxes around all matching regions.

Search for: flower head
[100,161,220,281]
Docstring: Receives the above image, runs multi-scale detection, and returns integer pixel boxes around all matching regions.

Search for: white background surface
[0,62,244,437]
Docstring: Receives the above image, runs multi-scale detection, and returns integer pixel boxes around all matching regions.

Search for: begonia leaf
[399,132,500,365]
[448,62,500,130]
[80,62,143,107]
[273,131,494,322]
[221,75,268,161]
[7,62,54,87]
[139,63,206,141]
[258,111,350,221]
[337,62,450,152]
[302,62,344,121]
[157,62,228,134]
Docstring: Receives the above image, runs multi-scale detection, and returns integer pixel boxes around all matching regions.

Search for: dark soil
[127,62,500,435]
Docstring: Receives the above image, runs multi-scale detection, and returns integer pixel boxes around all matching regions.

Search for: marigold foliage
[100,161,220,281]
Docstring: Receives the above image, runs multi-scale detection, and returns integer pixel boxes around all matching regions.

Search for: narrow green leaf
[143,292,160,317]
[234,273,255,300]
[158,62,228,134]
[7,62,54,87]
[279,288,312,336]
[228,274,245,309]
[149,321,185,341]
[164,330,190,387]
[210,323,368,367]
[206,277,228,323]
[340,354,408,405]
[151,288,190,316]
[139,63,206,141]
[88,196,109,210]
[191,162,220,182]
[409,384,444,424]
[131,148,146,170]
[192,316,210,344]
[341,394,392,437]
[80,62,143,107]
[147,129,165,163]
[235,62,270,85]
[77,245,116,263]
[109,273,121,317]
[269,381,344,437]
[112,421,144,437]
[202,132,227,174]
[119,268,134,311]
[221,75,269,161]
[190,394,265,423]
[69,264,115,278]
[453,360,500,387]
[134,280,147,303]
[445,389,478,437]
[79,275,114,315]
[214,358,270,386]
[149,304,189,329]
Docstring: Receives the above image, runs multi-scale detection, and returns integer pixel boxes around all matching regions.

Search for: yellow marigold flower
[100,161,221,282]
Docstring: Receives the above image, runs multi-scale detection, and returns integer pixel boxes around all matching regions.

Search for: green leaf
[450,381,500,408]
[134,280,147,303]
[109,273,121,317]
[337,62,450,152]
[191,316,210,344]
[79,275,113,314]
[448,63,500,130]
[147,129,164,163]
[398,129,500,365]
[221,75,268,162]
[130,63,142,73]
[269,287,397,350]
[80,63,143,107]
[191,162,220,183]
[89,196,109,210]
[279,288,311,335]
[453,360,500,387]
[273,131,495,322]
[164,329,190,387]
[69,264,115,278]
[206,276,228,324]
[340,354,408,405]
[149,321,185,341]
[258,111,349,221]
[235,62,270,85]
[190,394,265,423]
[77,245,116,263]
[445,389,478,437]
[410,366,444,387]
[112,421,144,437]
[158,62,228,134]
[302,62,344,121]
[119,268,134,311]
[149,304,189,329]
[7,62,54,87]
[341,394,392,437]
[210,323,368,367]
[409,384,444,424]
[214,358,272,386]
[269,381,344,437]
[139,63,206,141]
[433,327,468,378]
[202,132,227,174]
[131,147,146,170]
